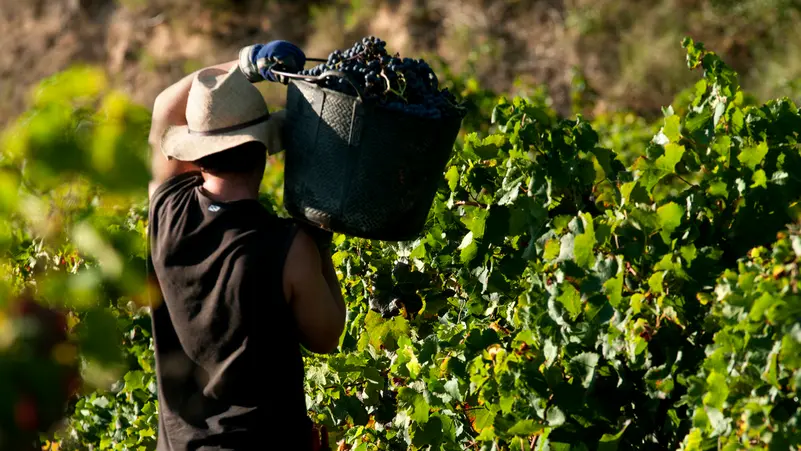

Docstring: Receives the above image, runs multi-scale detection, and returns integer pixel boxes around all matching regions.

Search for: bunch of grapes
[367,261,427,318]
[297,36,464,120]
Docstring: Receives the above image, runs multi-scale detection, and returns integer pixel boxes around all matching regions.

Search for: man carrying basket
[146,40,344,450]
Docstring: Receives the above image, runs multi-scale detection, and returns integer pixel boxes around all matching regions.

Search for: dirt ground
[2,0,798,126]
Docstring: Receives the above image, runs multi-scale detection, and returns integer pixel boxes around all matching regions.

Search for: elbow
[151,90,180,130]
[316,328,346,355]
[305,314,346,355]
[149,95,169,148]
[151,92,168,121]
[308,341,339,355]
[304,336,339,355]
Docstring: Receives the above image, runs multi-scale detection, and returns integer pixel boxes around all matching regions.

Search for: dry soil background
[2,0,800,125]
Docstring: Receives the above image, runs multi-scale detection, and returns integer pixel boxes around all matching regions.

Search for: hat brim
[160,119,276,162]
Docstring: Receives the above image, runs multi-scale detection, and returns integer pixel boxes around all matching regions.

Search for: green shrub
[681,227,801,450]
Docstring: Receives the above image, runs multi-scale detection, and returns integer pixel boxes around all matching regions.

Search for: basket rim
[289,79,467,122]
[290,78,363,104]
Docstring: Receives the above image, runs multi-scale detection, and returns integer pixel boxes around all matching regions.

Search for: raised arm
[148,41,306,198]
[148,60,239,198]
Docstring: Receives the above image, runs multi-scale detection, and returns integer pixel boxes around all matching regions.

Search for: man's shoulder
[255,214,298,241]
[150,171,203,207]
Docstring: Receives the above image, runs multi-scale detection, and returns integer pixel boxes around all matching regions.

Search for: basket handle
[270,68,364,102]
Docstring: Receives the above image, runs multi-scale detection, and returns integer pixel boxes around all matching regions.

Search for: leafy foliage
[681,227,801,450]
[0,66,154,450]
[0,38,799,451]
[304,38,801,449]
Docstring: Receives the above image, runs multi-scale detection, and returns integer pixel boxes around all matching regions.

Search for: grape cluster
[368,261,426,318]
[297,36,464,120]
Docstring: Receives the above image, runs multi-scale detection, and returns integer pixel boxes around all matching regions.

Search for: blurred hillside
[3,0,801,125]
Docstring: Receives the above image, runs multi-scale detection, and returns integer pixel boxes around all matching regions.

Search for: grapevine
[0,38,800,451]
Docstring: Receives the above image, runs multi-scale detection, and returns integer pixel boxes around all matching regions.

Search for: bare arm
[148,60,239,198]
[318,244,347,318]
[282,230,347,354]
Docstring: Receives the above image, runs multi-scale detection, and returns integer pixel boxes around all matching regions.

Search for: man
[146,40,345,451]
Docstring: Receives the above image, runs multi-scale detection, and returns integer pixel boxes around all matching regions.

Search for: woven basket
[283,78,463,241]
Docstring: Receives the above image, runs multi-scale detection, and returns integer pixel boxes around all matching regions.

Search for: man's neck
[201,173,259,202]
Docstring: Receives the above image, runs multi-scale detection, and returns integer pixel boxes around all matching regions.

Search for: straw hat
[161,66,277,161]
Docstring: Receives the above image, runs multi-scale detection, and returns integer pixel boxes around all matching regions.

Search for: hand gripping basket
[279,70,463,241]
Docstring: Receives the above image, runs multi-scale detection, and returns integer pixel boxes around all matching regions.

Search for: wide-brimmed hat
[161,66,275,161]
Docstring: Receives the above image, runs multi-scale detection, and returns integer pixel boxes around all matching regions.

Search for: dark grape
[296,36,465,119]
[400,293,423,315]
[368,295,389,316]
[391,261,411,282]
[374,389,397,423]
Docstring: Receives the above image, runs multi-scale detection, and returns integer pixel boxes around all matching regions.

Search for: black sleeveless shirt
[147,172,311,451]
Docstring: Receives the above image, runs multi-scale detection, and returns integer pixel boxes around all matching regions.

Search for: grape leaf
[737,141,768,170]
[546,406,566,427]
[568,352,600,388]
[597,421,630,451]
[508,419,544,435]
[702,372,728,409]
[603,271,624,308]
[462,208,489,239]
[751,169,767,188]
[635,143,686,193]
[557,282,582,320]
[446,166,459,191]
[464,133,506,159]
[573,213,596,269]
[459,231,478,263]
[663,115,681,142]
[657,201,685,242]
[470,408,495,434]
[398,387,430,424]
